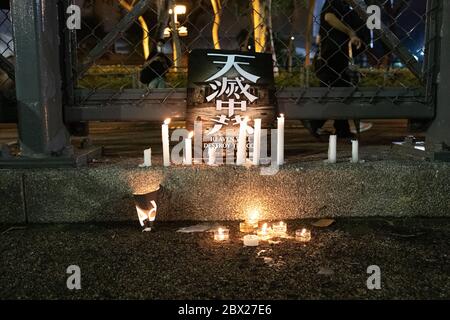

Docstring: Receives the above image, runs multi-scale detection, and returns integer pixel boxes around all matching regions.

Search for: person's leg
[334,120,352,137]
[303,67,335,137]
[331,73,353,137]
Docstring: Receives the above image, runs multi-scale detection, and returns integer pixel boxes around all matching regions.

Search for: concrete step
[1,158,450,223]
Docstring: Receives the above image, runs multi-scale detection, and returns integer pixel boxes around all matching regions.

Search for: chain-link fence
[0,4,14,93]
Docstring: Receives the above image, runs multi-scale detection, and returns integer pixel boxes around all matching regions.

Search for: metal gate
[62,0,438,122]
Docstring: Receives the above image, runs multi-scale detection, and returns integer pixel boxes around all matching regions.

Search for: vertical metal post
[11,0,71,158]
[60,0,89,137]
[426,0,450,159]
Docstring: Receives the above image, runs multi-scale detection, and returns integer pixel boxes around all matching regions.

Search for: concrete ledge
[0,170,25,223]
[1,159,450,223]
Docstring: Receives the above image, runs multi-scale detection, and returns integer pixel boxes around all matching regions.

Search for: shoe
[351,121,373,134]
[301,120,321,139]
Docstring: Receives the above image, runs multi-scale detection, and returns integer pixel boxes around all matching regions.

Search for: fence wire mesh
[69,0,434,111]
[0,5,14,96]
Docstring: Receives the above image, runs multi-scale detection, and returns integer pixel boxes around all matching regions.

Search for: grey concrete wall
[1,159,450,223]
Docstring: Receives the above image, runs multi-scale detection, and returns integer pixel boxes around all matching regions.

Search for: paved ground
[0,218,449,300]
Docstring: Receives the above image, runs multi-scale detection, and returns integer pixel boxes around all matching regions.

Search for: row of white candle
[327,135,359,164]
[141,115,285,167]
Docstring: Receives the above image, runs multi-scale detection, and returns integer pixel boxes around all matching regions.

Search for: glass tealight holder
[295,228,311,242]
[214,227,229,242]
[257,223,273,240]
[243,235,259,247]
[272,221,287,236]
[240,222,257,233]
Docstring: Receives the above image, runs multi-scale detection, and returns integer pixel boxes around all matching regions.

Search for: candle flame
[164,118,171,125]
[279,113,284,118]
[301,228,307,235]
[188,131,194,139]
[218,227,224,235]
[262,223,268,232]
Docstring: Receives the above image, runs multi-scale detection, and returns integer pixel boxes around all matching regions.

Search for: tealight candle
[295,228,311,242]
[243,235,259,247]
[239,222,256,233]
[257,223,272,240]
[214,227,229,241]
[272,221,287,236]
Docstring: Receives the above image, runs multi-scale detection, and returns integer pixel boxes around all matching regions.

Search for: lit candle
[295,228,311,242]
[272,221,287,236]
[351,139,359,163]
[184,131,193,165]
[247,209,260,227]
[257,223,272,240]
[243,234,259,247]
[236,117,248,166]
[193,118,203,164]
[208,147,216,166]
[253,119,261,165]
[143,148,151,167]
[239,222,256,233]
[214,227,229,241]
[277,114,284,166]
[162,119,171,167]
[328,134,337,164]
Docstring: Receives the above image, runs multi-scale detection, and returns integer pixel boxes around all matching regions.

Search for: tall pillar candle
[351,140,359,163]
[253,119,261,165]
[208,147,216,165]
[236,118,248,166]
[184,131,193,165]
[143,148,151,167]
[277,114,285,165]
[162,119,171,167]
[328,134,337,164]
[193,118,203,164]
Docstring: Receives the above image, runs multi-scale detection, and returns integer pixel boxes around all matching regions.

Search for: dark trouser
[311,60,352,136]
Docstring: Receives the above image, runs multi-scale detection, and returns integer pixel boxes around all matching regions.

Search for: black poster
[186,49,277,134]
